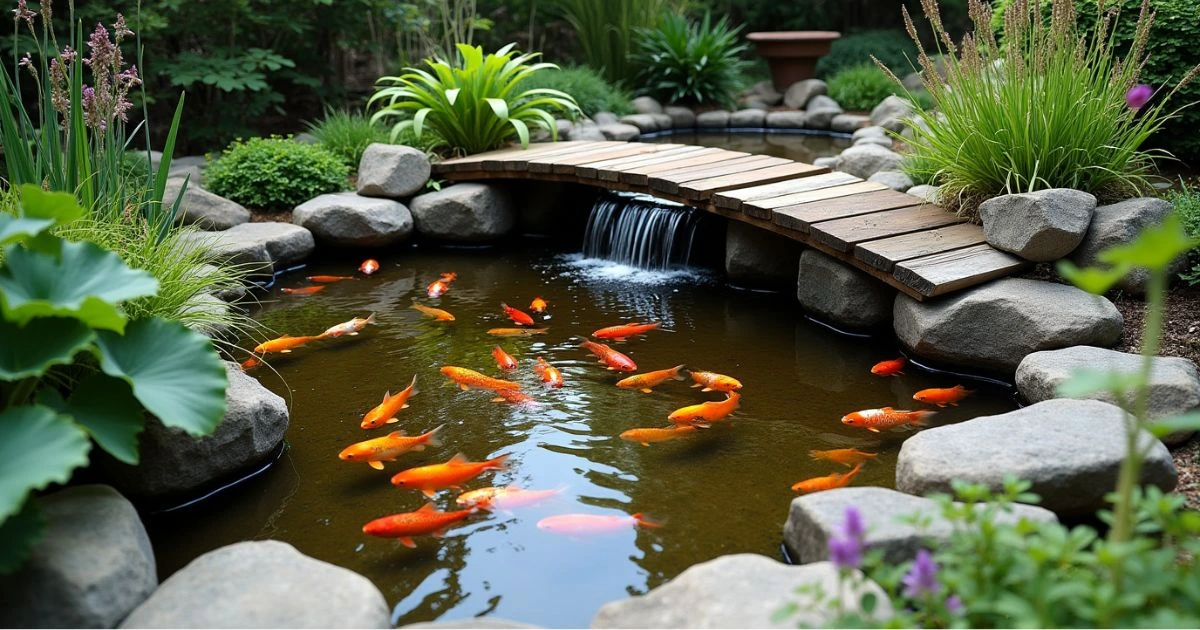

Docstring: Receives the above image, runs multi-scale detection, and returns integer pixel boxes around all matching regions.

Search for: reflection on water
[649,131,852,165]
[145,245,1016,628]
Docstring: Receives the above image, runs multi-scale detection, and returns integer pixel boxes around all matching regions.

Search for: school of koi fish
[241,258,975,550]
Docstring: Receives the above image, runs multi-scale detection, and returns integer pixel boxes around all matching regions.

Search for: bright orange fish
[412,303,455,321]
[501,303,535,326]
[593,322,660,341]
[537,513,661,537]
[689,370,743,393]
[534,357,564,388]
[841,407,936,433]
[339,425,444,470]
[792,464,863,494]
[440,272,458,283]
[620,425,699,446]
[616,365,686,393]
[307,275,356,283]
[239,357,262,371]
[253,334,320,354]
[668,392,741,428]
[320,313,376,338]
[913,385,973,407]
[488,327,549,336]
[492,346,518,371]
[359,259,380,275]
[362,503,477,548]
[361,376,419,429]
[440,366,521,392]
[280,285,325,295]
[390,453,510,498]
[579,340,637,372]
[530,297,548,313]
[809,448,879,467]
[426,279,450,298]
[871,358,907,377]
[456,486,564,511]
[490,389,538,405]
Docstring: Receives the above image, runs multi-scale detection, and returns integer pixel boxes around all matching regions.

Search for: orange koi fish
[361,376,419,429]
[537,513,661,537]
[440,366,521,392]
[841,407,936,433]
[530,297,548,313]
[688,370,743,393]
[492,346,518,371]
[339,425,444,470]
[501,302,535,326]
[280,285,325,295]
[439,272,458,283]
[667,392,741,428]
[871,357,907,377]
[412,304,455,321]
[239,357,262,371]
[913,385,973,407]
[809,448,879,468]
[593,322,660,341]
[362,503,477,548]
[390,453,510,498]
[616,365,686,393]
[579,339,637,372]
[359,259,380,275]
[619,425,699,446]
[792,464,863,494]
[320,313,377,338]
[488,327,549,336]
[253,334,321,354]
[426,279,450,298]
[534,357,564,388]
[490,389,538,405]
[307,275,356,283]
[457,486,564,511]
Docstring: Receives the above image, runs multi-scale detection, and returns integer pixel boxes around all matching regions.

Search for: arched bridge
[433,141,1027,300]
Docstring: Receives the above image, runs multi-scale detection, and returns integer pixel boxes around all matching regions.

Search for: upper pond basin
[146,240,1018,627]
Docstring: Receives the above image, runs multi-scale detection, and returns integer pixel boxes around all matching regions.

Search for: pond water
[648,130,853,165]
[146,243,1018,627]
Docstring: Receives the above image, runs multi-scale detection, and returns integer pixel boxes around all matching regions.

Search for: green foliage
[815,30,919,79]
[632,13,750,108]
[552,0,672,86]
[827,64,900,112]
[1172,184,1200,285]
[0,186,228,574]
[370,43,580,156]
[306,111,389,169]
[516,65,633,117]
[206,137,348,210]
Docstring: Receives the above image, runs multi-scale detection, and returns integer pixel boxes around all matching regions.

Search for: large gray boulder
[836,144,903,179]
[175,231,271,276]
[831,114,871,133]
[0,486,157,628]
[696,110,731,128]
[221,222,315,267]
[195,263,249,304]
[663,105,696,129]
[632,96,664,115]
[98,362,288,499]
[591,555,890,629]
[895,399,1177,517]
[747,80,784,107]
[120,541,389,629]
[868,170,914,192]
[729,108,767,128]
[592,112,620,126]
[1070,197,1176,295]
[853,136,894,148]
[409,183,516,242]
[597,123,641,141]
[618,114,660,133]
[978,189,1096,262]
[870,95,916,132]
[355,143,431,198]
[784,487,1057,565]
[725,221,801,289]
[805,107,843,130]
[783,79,827,109]
[894,278,1123,372]
[764,111,807,129]
[165,177,250,231]
[796,249,894,329]
[293,192,413,248]
[181,292,233,339]
[806,94,842,113]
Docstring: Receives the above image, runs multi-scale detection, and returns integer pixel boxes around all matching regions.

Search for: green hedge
[206,137,347,211]
[815,30,918,79]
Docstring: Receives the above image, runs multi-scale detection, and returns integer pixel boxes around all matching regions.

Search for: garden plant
[205,136,348,211]
[632,13,751,109]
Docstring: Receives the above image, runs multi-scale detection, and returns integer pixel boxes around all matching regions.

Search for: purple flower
[842,505,865,540]
[12,0,36,25]
[1126,84,1153,110]
[827,535,862,569]
[945,595,963,615]
[902,549,940,599]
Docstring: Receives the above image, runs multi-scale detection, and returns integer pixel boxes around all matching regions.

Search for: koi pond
[145,241,1019,627]
[649,130,853,164]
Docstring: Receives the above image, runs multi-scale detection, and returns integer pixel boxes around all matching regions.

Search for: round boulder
[696,110,732,128]
[632,96,664,115]
[409,183,515,242]
[165,177,250,231]
[783,79,827,110]
[729,109,766,128]
[663,105,696,129]
[796,249,894,329]
[293,192,414,248]
[870,94,915,132]
[1069,197,1176,295]
[835,143,903,179]
[868,170,914,192]
[725,221,800,290]
[978,189,1096,261]
[356,143,431,199]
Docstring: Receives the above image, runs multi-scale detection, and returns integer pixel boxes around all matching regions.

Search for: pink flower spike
[1126,84,1153,110]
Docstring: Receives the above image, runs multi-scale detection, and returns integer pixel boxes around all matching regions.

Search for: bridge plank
[894,244,1028,298]
[533,144,679,174]
[436,142,589,172]
[650,156,791,195]
[678,162,830,201]
[772,189,925,232]
[574,146,711,180]
[618,149,750,184]
[742,181,887,217]
[855,223,987,272]
[496,142,627,172]
[811,204,965,252]
[712,171,862,210]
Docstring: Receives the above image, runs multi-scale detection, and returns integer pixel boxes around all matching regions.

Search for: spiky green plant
[552,0,671,86]
[632,13,750,108]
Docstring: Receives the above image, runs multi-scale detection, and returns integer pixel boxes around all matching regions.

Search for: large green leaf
[0,405,91,523]
[17,185,85,224]
[0,215,55,246]
[65,374,146,465]
[0,240,159,332]
[94,317,228,436]
[0,499,44,574]
[0,317,95,380]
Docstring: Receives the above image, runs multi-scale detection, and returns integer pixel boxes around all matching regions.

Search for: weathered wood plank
[534,143,677,174]
[497,141,626,172]
[772,189,925,233]
[649,156,790,195]
[435,142,583,171]
[618,149,750,185]
[894,244,1028,298]
[712,171,861,209]
[742,181,888,219]
[811,204,964,252]
[679,162,829,201]
[855,223,987,272]
[574,146,710,180]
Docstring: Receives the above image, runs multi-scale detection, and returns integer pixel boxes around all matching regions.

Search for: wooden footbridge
[434,141,1027,300]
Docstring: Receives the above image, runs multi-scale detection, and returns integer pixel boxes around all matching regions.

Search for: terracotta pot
[746,31,841,92]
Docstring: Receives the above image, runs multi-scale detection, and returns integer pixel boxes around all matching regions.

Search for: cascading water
[581,192,701,271]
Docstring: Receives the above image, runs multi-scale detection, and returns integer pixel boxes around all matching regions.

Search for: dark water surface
[147,244,1017,628]
[649,130,853,164]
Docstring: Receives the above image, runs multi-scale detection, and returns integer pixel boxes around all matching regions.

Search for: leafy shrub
[516,65,633,117]
[370,43,580,156]
[815,29,918,79]
[827,64,899,111]
[632,13,750,108]
[552,0,672,86]
[206,136,348,210]
[1173,184,1200,285]
[305,111,387,169]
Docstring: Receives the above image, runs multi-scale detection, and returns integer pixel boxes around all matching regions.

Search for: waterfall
[581,192,701,271]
